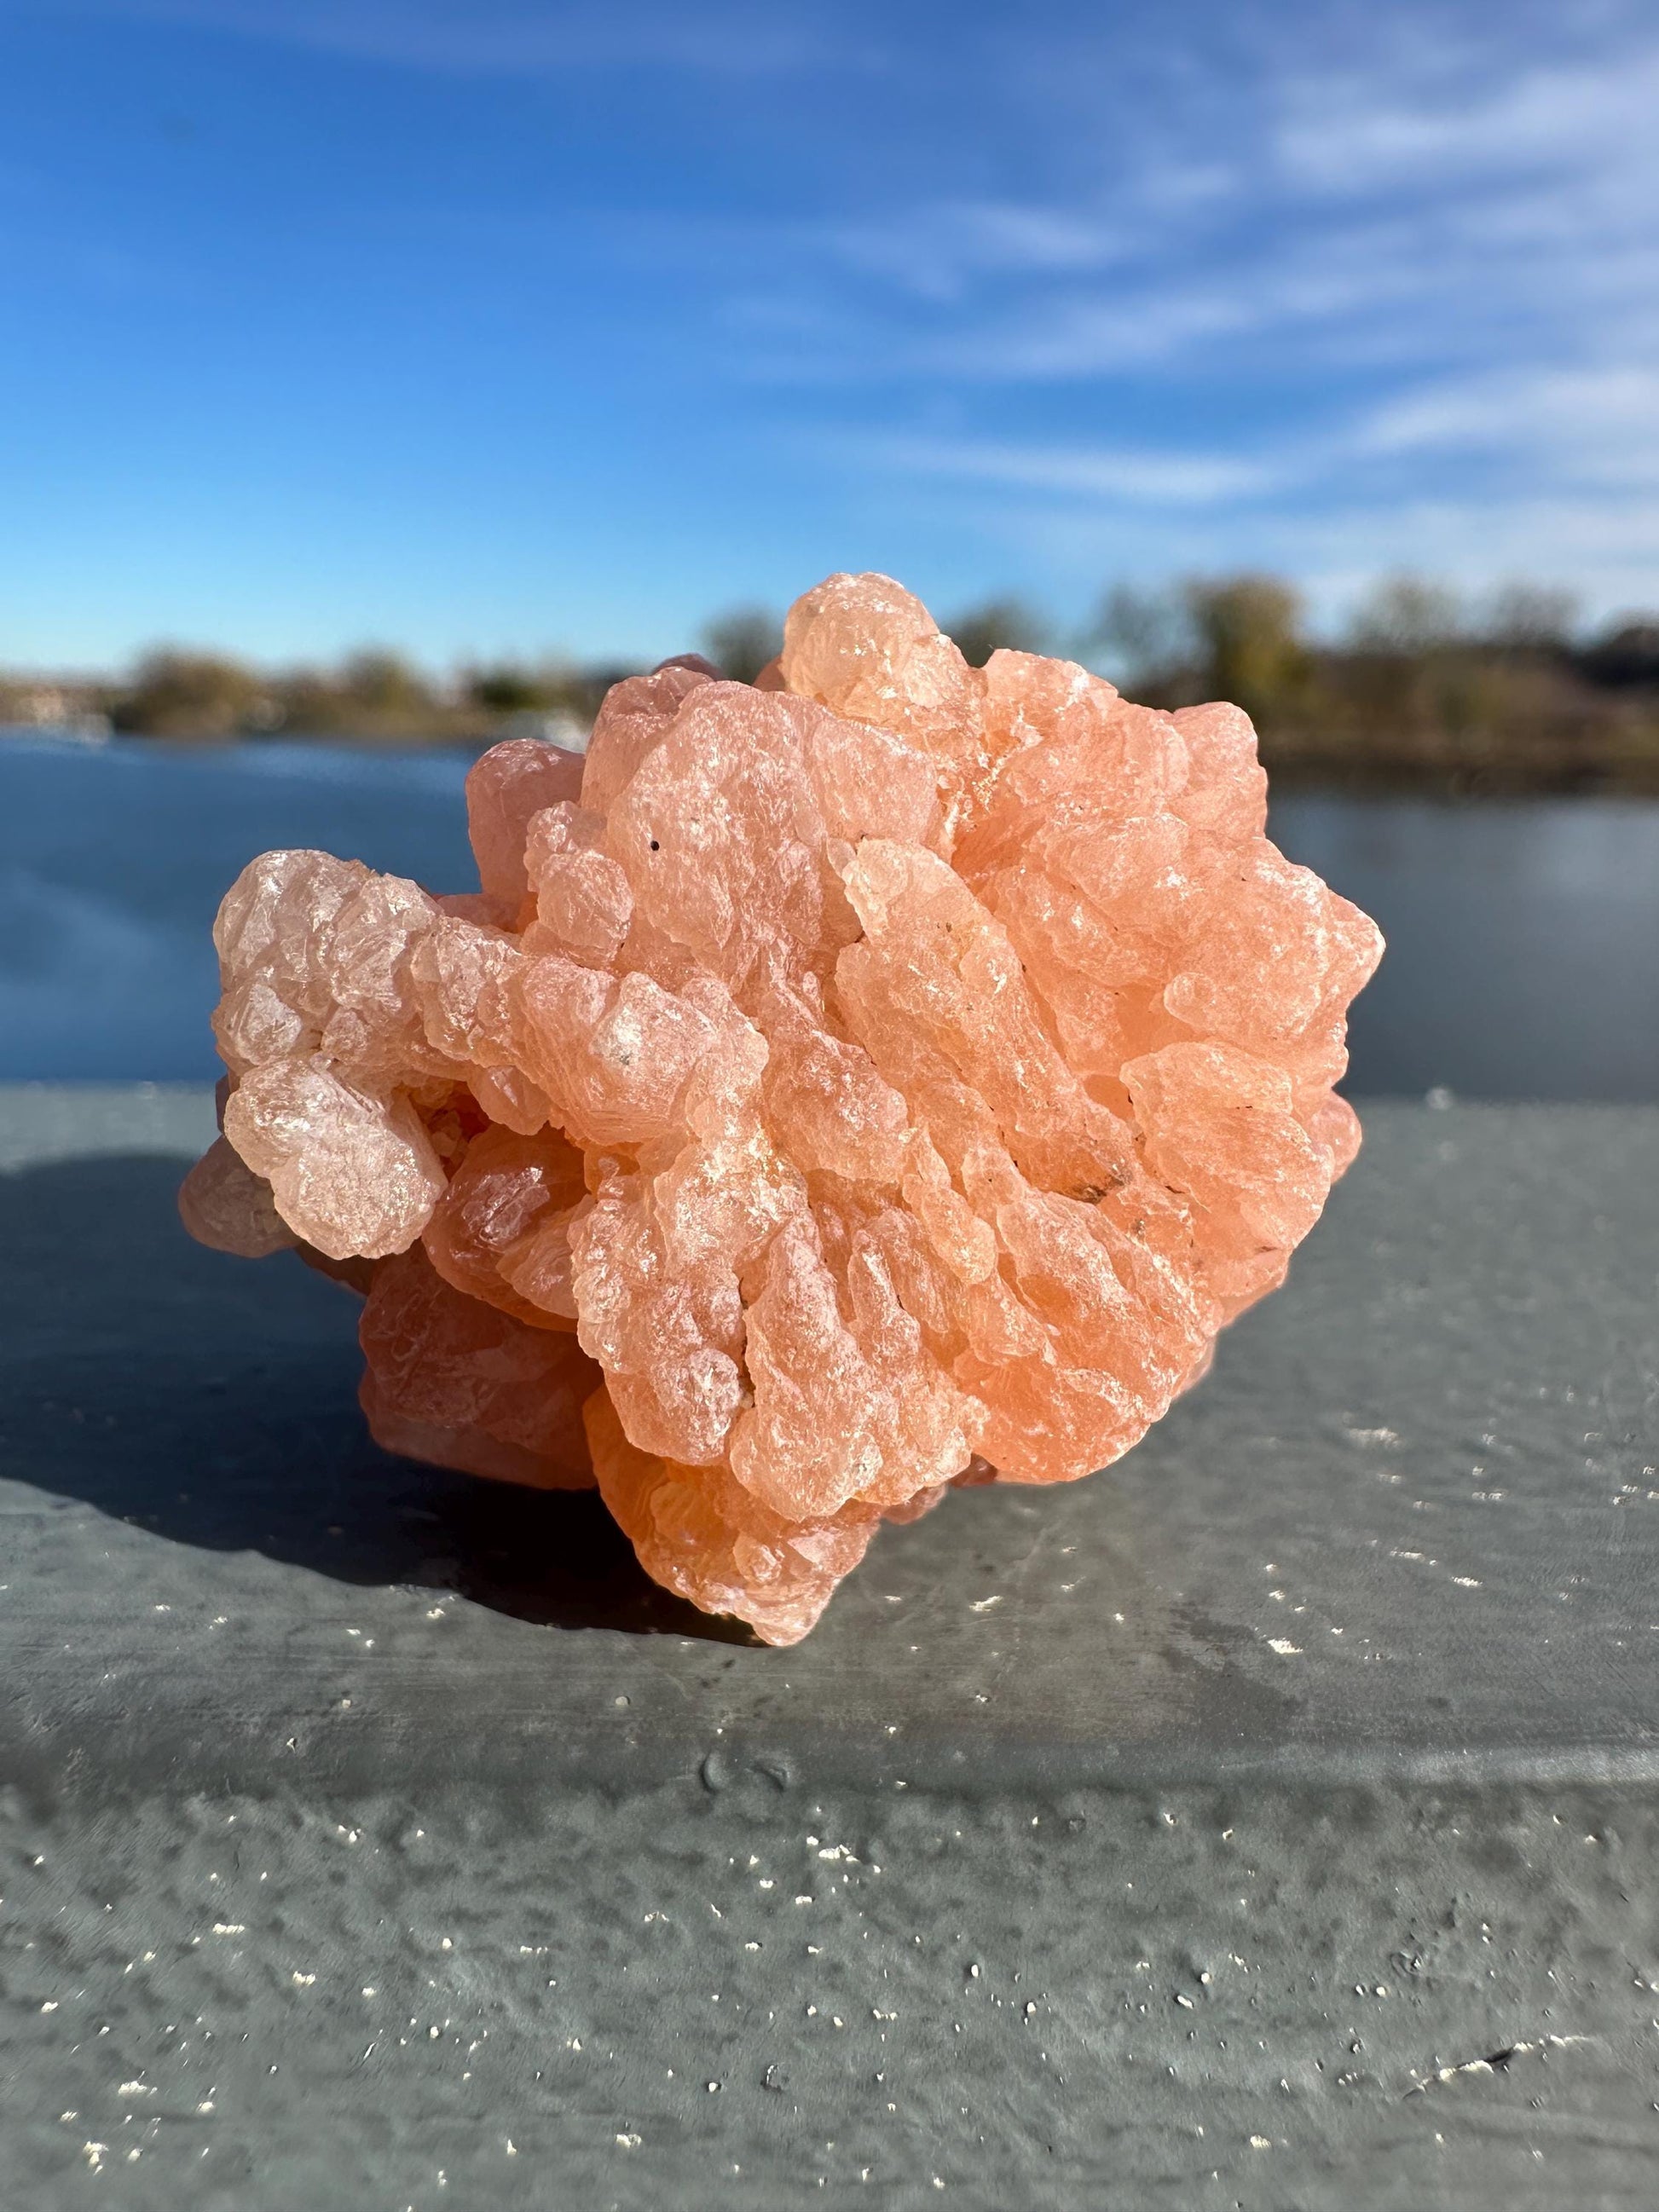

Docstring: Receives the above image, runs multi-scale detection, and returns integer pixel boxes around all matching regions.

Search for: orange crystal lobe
[182,571,1383,1643]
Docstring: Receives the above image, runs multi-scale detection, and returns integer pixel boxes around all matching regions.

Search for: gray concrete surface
[2,1089,1657,2207]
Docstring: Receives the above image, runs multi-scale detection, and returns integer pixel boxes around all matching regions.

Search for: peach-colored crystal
[360,1245,602,1492]
[182,570,1383,1642]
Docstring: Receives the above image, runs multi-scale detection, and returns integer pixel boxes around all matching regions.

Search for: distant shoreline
[6,717,1659,800]
[6,578,1659,797]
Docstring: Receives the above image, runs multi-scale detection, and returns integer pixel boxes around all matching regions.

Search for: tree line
[717,580,1659,793]
[5,575,1657,794]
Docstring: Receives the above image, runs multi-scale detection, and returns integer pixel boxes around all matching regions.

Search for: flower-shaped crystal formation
[180,572,1383,1643]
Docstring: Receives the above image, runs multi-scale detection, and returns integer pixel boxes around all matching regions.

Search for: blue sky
[1,0,1656,667]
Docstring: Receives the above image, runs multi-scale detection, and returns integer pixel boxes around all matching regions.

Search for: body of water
[3,732,1656,1099]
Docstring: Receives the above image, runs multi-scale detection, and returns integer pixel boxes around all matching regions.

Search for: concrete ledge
[3,1092,1657,2206]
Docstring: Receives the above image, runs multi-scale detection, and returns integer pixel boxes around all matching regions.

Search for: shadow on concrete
[1,1152,749,1643]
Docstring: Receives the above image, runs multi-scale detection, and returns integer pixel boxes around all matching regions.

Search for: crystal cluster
[180,572,1383,1643]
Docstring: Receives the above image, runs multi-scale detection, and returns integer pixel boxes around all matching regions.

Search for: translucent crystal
[182,571,1382,1642]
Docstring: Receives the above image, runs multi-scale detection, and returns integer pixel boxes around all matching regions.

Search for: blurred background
[1,0,1655,1095]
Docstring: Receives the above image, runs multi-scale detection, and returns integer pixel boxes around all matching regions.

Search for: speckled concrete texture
[3,1093,1657,2207]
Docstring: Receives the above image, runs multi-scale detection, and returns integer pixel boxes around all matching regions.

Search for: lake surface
[3,732,1656,1098]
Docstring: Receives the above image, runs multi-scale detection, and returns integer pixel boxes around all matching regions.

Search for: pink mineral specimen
[179,572,1383,1643]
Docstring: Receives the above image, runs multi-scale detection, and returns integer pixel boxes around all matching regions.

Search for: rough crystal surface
[179,571,1383,1643]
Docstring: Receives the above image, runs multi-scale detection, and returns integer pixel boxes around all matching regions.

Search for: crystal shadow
[0,1152,751,1642]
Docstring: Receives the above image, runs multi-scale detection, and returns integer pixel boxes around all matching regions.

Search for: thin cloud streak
[846,433,1279,506]
[1356,367,1659,477]
[1275,38,1659,193]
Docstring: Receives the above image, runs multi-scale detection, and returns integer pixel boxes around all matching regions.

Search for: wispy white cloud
[1354,367,1659,483]
[818,202,1134,303]
[1275,36,1659,194]
[748,9,1659,614]
[839,32,1659,384]
[1280,491,1659,627]
[847,432,1278,506]
[856,349,1659,499]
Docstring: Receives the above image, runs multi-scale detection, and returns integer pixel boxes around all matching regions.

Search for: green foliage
[335,650,431,718]
[945,598,1049,668]
[469,664,561,715]
[113,650,266,739]
[702,607,783,685]
[1090,573,1313,713]
[1182,575,1310,719]
[1082,570,1659,794]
